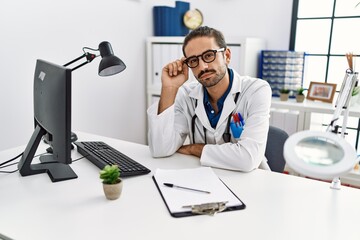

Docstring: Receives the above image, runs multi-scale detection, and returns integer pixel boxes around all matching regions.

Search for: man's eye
[203,52,214,60]
[189,58,198,64]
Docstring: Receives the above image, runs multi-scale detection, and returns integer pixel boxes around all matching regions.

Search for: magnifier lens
[295,137,344,166]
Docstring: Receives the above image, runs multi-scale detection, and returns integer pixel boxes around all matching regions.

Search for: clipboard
[153,167,246,217]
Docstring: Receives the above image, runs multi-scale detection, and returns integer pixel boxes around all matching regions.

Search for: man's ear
[225,48,231,65]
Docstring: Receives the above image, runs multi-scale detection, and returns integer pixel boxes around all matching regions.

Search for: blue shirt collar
[203,68,234,128]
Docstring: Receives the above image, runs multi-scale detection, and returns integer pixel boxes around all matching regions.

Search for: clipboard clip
[182,201,228,216]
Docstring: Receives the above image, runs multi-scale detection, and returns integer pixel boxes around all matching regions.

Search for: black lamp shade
[98,41,126,76]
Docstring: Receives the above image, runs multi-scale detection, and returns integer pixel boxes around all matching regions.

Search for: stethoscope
[191,92,240,144]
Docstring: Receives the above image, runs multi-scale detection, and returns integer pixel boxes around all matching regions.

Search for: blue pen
[237,112,245,126]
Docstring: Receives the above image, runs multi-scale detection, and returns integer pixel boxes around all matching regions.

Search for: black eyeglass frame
[183,48,225,68]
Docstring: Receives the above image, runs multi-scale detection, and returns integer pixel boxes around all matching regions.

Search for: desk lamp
[46,40,127,147]
[42,41,126,147]
[284,54,359,189]
[64,41,126,75]
[18,41,126,182]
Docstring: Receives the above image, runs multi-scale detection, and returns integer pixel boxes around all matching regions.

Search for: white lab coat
[147,70,272,172]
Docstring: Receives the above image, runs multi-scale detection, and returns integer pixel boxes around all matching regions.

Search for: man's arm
[199,82,272,172]
[177,143,205,158]
[158,58,189,114]
[147,58,191,158]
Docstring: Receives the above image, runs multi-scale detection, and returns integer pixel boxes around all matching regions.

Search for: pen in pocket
[231,112,244,138]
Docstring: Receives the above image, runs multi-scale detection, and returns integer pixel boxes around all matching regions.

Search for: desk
[1,132,360,240]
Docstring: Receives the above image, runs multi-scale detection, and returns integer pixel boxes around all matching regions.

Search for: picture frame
[307,82,337,103]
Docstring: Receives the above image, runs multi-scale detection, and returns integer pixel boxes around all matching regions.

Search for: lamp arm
[327,71,358,134]
[63,53,97,71]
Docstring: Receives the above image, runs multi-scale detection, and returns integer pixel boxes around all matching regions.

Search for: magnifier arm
[327,72,358,134]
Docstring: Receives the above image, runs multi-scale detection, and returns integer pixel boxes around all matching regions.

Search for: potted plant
[100,165,123,200]
[279,88,290,101]
[296,87,305,103]
[350,86,360,106]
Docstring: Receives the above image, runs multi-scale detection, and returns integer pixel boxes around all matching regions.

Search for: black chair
[265,126,289,173]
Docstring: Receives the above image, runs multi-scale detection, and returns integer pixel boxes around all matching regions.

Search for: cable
[0,162,18,169]
[0,169,18,174]
[0,152,48,174]
[72,155,88,162]
[0,152,23,167]
[0,152,86,174]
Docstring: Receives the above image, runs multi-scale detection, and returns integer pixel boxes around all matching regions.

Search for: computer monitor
[18,59,77,182]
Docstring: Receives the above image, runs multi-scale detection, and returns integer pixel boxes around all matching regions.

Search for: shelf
[260,50,305,97]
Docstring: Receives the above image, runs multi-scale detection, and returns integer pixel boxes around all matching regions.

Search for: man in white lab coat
[147,26,271,172]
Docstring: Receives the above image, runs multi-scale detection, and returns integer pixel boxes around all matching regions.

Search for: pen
[163,183,211,194]
[237,112,245,126]
[232,113,239,126]
[233,112,244,126]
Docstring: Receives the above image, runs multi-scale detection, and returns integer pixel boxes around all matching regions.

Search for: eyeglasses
[184,48,225,68]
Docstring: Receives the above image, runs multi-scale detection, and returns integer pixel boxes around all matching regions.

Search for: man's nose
[198,57,209,69]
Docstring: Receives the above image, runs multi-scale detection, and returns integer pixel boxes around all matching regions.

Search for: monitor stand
[18,125,78,182]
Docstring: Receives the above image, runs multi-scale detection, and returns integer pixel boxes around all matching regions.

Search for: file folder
[152,1,190,36]
[153,167,246,217]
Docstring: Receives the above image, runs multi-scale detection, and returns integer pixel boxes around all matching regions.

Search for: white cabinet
[146,36,266,107]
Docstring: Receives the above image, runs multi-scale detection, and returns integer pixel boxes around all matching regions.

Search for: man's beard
[195,65,227,88]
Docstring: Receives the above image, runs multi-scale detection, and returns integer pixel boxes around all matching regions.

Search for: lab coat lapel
[195,99,212,130]
[217,74,242,128]
[217,94,236,127]
[189,84,212,130]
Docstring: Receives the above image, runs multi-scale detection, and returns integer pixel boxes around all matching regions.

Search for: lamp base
[330,177,341,190]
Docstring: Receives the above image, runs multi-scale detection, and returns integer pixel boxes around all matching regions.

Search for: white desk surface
[1,132,360,240]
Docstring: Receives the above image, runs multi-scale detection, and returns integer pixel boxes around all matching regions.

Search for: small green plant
[352,86,360,96]
[100,165,120,184]
[280,88,290,94]
[297,87,305,95]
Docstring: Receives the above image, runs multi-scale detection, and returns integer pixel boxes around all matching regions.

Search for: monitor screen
[18,59,77,182]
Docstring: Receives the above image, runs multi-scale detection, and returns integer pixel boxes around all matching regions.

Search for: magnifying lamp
[284,131,357,182]
[284,65,359,189]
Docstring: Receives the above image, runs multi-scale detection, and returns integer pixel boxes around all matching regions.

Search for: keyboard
[74,141,151,177]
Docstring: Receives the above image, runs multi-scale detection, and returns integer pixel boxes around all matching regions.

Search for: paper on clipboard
[153,167,245,217]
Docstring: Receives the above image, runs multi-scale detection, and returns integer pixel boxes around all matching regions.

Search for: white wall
[0,0,293,151]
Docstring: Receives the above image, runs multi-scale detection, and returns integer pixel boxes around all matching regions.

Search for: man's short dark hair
[182,26,227,57]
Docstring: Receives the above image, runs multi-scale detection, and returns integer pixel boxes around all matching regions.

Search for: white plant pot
[102,179,123,200]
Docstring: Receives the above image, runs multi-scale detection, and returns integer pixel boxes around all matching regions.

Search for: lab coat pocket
[230,121,244,139]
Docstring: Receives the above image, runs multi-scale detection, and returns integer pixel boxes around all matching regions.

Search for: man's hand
[161,57,189,89]
[177,143,205,158]
[158,57,189,114]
